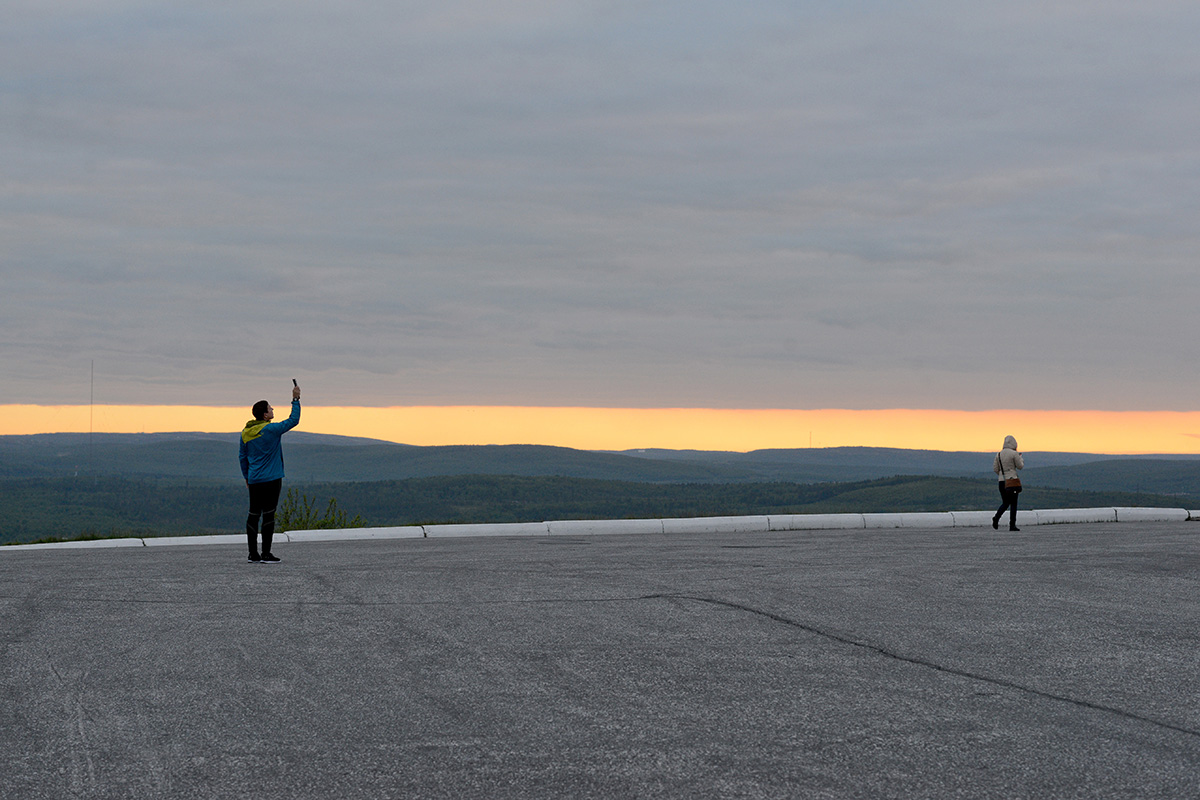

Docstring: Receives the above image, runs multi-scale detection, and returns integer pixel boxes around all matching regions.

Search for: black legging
[246,478,283,555]
[994,481,1021,529]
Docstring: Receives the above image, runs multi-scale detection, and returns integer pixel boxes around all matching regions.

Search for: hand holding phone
[292,379,301,401]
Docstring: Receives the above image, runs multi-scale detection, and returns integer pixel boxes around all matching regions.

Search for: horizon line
[4,404,1200,455]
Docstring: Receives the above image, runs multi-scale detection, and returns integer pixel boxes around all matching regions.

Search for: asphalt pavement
[2,522,1199,799]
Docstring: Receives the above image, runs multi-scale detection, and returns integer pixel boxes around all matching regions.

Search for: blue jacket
[239,400,301,484]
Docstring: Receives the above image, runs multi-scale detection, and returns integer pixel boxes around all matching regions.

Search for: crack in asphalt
[644,593,1200,740]
[9,586,1198,740]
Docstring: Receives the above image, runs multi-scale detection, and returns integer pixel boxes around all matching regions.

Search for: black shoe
[247,553,262,563]
[261,553,281,563]
[992,517,999,530]
[1009,526,1020,532]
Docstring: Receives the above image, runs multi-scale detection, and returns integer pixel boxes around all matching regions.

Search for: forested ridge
[1,473,1187,545]
[4,434,1197,544]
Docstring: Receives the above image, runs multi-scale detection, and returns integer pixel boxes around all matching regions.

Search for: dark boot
[261,532,280,562]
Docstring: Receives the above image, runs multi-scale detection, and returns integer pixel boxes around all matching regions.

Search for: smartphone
[293,378,298,388]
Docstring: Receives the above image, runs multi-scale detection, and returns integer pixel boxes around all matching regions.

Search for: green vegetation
[276,489,365,532]
[1,473,1188,546]
[301,474,1186,526]
[0,476,241,544]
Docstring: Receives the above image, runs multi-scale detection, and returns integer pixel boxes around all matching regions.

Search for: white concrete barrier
[661,516,771,535]
[425,522,550,538]
[861,513,956,529]
[1113,507,1190,523]
[1034,508,1116,525]
[5,507,1198,550]
[5,537,146,550]
[144,534,245,547]
[285,526,425,542]
[546,519,664,536]
[770,514,864,531]
[900,512,957,528]
[953,510,1041,528]
[950,511,995,528]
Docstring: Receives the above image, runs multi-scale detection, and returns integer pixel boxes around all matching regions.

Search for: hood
[1003,435,1018,451]
[242,420,269,443]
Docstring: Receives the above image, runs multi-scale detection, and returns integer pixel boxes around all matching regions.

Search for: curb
[4,507,1199,551]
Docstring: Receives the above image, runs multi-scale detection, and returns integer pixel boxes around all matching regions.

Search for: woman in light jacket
[992,435,1024,531]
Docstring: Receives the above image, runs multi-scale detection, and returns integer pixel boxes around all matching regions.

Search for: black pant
[994,481,1021,528]
[247,479,283,555]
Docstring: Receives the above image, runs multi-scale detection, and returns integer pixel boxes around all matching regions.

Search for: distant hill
[617,446,1200,473]
[0,435,752,483]
[4,433,1200,491]
[1024,460,1200,497]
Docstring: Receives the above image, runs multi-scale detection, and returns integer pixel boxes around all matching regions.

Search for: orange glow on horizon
[4,404,1200,454]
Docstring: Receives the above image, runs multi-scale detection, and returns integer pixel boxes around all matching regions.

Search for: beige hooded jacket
[993,435,1024,481]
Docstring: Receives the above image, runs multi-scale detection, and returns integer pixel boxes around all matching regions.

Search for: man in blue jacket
[239,382,301,563]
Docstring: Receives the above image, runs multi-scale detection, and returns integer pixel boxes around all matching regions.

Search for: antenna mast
[89,360,94,472]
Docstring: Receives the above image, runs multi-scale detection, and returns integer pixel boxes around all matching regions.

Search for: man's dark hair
[252,400,270,421]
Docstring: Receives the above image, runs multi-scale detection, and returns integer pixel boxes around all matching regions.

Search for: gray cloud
[4,1,1200,410]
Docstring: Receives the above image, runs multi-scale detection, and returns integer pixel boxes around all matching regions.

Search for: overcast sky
[5,1,1200,411]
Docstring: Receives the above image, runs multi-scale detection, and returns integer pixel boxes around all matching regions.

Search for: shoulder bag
[999,451,1022,490]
